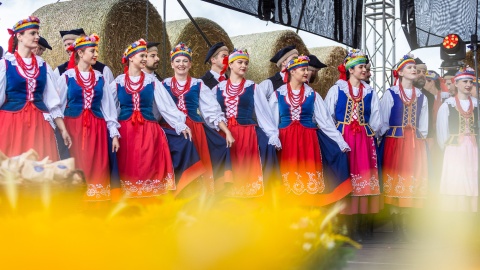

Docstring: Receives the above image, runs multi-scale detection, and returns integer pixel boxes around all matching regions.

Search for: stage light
[440,33,466,62]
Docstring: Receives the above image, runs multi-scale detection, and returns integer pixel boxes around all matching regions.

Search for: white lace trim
[114,72,155,87]
[49,107,64,119]
[174,123,189,135]
[277,83,315,97]
[387,85,423,97]
[213,115,227,130]
[3,53,46,67]
[86,183,111,200]
[444,96,478,108]
[268,136,282,148]
[216,79,255,91]
[63,68,103,82]
[108,126,121,138]
[335,79,374,97]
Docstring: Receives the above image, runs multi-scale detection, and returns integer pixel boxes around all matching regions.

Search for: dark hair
[12,34,22,53]
[434,79,441,91]
[74,48,88,65]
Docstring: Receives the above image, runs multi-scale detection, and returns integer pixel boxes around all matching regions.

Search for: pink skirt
[340,122,382,214]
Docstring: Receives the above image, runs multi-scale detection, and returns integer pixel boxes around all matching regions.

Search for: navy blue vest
[385,88,424,138]
[217,83,257,125]
[163,80,203,122]
[446,104,478,144]
[1,59,48,112]
[334,88,374,136]
[64,75,105,118]
[117,80,156,121]
[276,90,317,129]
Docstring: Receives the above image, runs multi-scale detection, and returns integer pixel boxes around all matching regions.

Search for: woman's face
[290,67,309,84]
[398,64,417,81]
[349,64,367,81]
[129,51,147,70]
[228,58,249,77]
[171,56,191,77]
[17,29,40,50]
[455,79,473,96]
[78,47,98,66]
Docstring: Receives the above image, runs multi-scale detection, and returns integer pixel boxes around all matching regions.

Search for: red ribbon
[337,64,347,81]
[131,110,144,125]
[7,29,15,53]
[351,120,361,135]
[67,47,76,70]
[282,69,289,83]
[227,116,238,127]
[220,55,229,76]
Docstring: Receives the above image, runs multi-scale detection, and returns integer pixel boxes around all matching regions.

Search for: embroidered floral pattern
[225,175,264,197]
[86,183,111,200]
[282,171,325,195]
[120,173,175,197]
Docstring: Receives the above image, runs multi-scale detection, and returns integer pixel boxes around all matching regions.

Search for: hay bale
[166,18,234,78]
[33,0,171,77]
[308,46,347,97]
[230,30,310,83]
[464,50,480,72]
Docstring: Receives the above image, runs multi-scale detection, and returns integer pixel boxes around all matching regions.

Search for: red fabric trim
[173,160,206,196]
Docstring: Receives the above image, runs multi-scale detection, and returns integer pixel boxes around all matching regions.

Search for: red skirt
[117,117,175,198]
[224,119,263,197]
[340,122,382,214]
[65,110,110,201]
[186,118,214,194]
[279,121,324,195]
[0,103,58,161]
[382,127,428,208]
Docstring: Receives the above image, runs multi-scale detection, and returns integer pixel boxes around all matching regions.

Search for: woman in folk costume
[0,16,71,160]
[437,67,478,212]
[111,39,199,198]
[325,49,382,239]
[269,55,352,206]
[212,49,281,197]
[379,54,429,239]
[162,42,233,194]
[57,34,120,201]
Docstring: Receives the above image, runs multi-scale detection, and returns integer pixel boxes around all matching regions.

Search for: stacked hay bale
[33,0,171,77]
[464,50,480,72]
[166,18,234,78]
[308,46,347,97]
[230,30,310,83]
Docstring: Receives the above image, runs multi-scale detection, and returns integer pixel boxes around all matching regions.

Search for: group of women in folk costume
[2,16,477,214]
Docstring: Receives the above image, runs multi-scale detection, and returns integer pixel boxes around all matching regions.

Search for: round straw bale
[230,30,310,84]
[308,46,347,97]
[464,50,480,72]
[166,18,234,79]
[33,0,171,77]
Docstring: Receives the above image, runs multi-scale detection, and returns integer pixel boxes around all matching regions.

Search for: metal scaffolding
[362,0,396,95]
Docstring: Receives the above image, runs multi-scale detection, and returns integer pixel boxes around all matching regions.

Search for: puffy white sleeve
[57,74,68,112]
[198,81,226,130]
[254,84,281,148]
[418,94,429,138]
[53,67,61,83]
[379,90,394,136]
[369,91,382,134]
[108,80,120,115]
[314,92,350,151]
[102,66,115,85]
[268,90,280,127]
[47,65,60,93]
[0,59,6,107]
[43,63,63,119]
[154,82,188,134]
[324,85,339,119]
[436,102,450,149]
[100,78,121,138]
[258,79,275,101]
